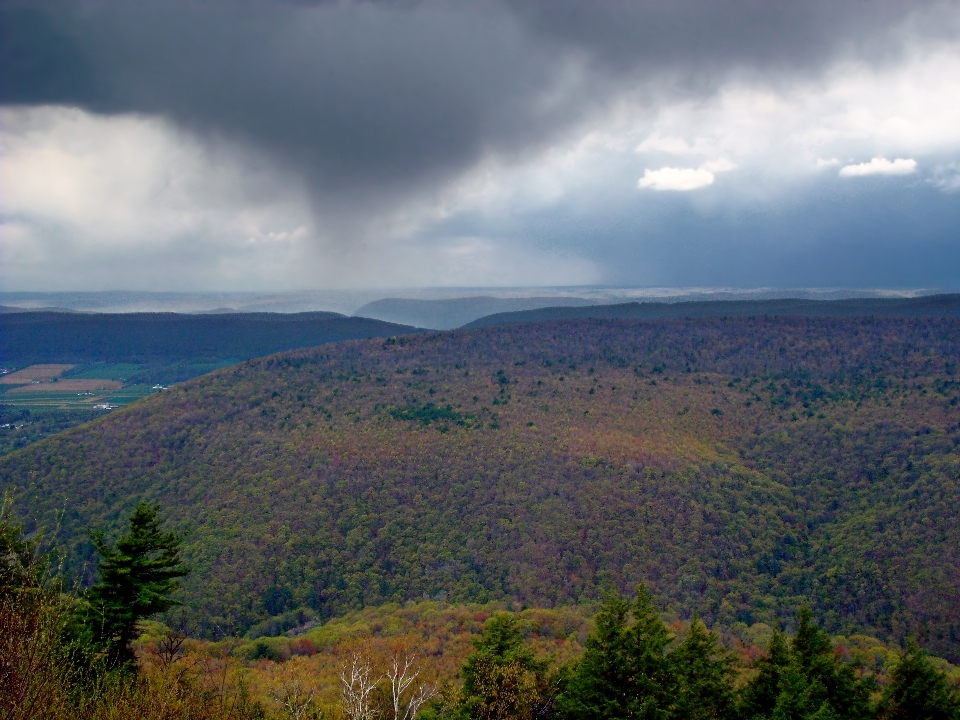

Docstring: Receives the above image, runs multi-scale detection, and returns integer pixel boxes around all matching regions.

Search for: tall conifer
[79,501,189,670]
[559,586,674,720]
[670,617,737,720]
[739,629,790,719]
[877,639,960,720]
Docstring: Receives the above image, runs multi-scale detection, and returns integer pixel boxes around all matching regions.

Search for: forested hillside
[0,310,419,368]
[354,296,596,329]
[0,310,421,452]
[465,294,960,327]
[3,317,958,660]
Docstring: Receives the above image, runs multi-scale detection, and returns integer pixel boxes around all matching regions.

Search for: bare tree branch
[340,651,382,720]
[385,652,437,720]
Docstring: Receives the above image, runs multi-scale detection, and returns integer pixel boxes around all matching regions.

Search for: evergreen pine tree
[627,585,676,710]
[78,501,189,670]
[670,617,737,720]
[738,608,874,720]
[877,638,960,720]
[739,629,791,720]
[559,586,674,720]
[456,613,552,720]
[789,606,872,720]
[769,662,836,720]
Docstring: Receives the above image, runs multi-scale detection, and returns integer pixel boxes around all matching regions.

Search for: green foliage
[3,490,959,720]
[559,588,667,718]
[556,595,884,720]
[3,317,960,659]
[670,617,737,720]
[79,501,189,669]
[0,406,113,458]
[876,639,960,720]
[739,630,791,719]
[450,613,555,720]
[740,606,874,720]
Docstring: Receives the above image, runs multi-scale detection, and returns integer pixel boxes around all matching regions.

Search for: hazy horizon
[0,286,949,318]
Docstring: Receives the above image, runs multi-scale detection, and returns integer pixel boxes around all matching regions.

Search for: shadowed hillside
[464,294,960,328]
[2,316,959,660]
[0,310,420,367]
[354,295,597,329]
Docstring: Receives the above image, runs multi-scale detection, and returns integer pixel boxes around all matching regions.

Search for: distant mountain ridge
[0,310,421,366]
[354,296,598,329]
[0,305,76,314]
[464,294,960,327]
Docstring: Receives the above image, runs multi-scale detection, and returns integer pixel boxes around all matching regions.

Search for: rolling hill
[464,294,960,327]
[0,310,421,453]
[353,296,598,329]
[2,316,959,660]
[0,310,420,369]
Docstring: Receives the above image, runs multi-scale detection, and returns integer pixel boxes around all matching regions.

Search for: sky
[2,0,959,293]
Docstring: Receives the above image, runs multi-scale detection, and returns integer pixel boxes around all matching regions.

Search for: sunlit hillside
[4,317,959,660]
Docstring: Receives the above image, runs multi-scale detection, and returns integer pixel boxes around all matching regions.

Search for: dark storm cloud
[2,0,949,215]
[512,1,958,76]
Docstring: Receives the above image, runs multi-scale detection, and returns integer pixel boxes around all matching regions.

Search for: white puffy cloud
[839,157,917,177]
[638,167,715,191]
[636,158,736,191]
[630,43,960,189]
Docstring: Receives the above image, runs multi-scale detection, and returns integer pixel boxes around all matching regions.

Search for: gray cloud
[2,0,959,291]
[3,1,949,212]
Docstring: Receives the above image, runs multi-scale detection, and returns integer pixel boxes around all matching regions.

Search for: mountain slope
[0,310,420,366]
[463,294,960,328]
[354,296,596,329]
[2,317,959,658]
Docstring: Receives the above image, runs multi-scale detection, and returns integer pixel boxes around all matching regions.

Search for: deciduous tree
[456,613,553,720]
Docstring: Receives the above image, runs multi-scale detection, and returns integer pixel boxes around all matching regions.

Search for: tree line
[3,501,958,719]
[425,590,960,720]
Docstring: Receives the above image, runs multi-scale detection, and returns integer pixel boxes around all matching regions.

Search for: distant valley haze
[0,287,949,329]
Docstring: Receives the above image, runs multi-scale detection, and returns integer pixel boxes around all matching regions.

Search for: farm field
[0,363,152,411]
[0,363,76,383]
[0,311,420,452]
